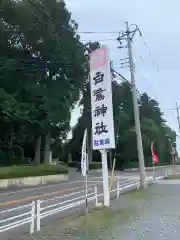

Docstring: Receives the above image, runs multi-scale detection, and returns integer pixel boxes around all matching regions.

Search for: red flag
[151,142,159,164]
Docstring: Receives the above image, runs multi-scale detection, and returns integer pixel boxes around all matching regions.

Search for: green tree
[68,76,177,169]
[0,0,87,165]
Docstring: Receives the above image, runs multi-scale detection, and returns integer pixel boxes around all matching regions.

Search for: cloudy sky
[66,0,180,150]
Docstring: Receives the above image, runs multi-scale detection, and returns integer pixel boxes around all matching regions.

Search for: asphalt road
[0,170,154,208]
[0,168,166,239]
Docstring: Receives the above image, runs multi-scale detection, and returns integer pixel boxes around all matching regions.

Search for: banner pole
[84,170,88,239]
[81,129,88,239]
[100,149,110,207]
[152,160,155,182]
[109,157,116,190]
[85,168,88,216]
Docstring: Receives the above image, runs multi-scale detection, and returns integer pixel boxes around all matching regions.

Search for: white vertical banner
[81,129,87,176]
[89,46,115,150]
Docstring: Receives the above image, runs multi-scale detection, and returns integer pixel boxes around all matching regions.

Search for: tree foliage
[69,79,176,168]
[0,0,87,165]
[0,1,177,168]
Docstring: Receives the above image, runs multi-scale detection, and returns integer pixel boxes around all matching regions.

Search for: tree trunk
[10,123,14,147]
[34,136,41,165]
[44,131,51,164]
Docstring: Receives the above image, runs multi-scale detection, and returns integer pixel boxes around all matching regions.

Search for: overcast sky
[66,0,180,150]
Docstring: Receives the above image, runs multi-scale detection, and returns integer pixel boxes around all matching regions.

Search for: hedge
[67,162,77,167]
[0,164,68,179]
[89,162,102,169]
[68,161,102,169]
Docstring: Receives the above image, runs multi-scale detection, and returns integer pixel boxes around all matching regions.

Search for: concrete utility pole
[169,104,180,133]
[176,103,180,132]
[117,22,146,188]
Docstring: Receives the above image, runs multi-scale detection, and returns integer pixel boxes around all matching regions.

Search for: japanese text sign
[90,46,115,150]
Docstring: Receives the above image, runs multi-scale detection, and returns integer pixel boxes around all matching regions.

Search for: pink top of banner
[90,47,107,70]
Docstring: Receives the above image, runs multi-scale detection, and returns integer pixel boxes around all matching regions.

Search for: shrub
[0,164,68,179]
[122,161,138,169]
[68,162,77,167]
[89,162,102,169]
[67,161,102,170]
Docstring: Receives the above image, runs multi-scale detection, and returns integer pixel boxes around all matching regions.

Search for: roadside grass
[0,164,68,179]
[23,187,159,240]
[165,174,180,179]
[125,186,158,200]
[29,206,140,240]
[65,206,140,238]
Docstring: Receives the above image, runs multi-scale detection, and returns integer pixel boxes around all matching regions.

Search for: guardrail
[0,176,154,235]
[35,179,140,231]
[36,186,98,231]
[0,202,35,234]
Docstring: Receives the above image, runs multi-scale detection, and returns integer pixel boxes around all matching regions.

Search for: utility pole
[176,103,180,132]
[168,103,180,165]
[117,22,146,188]
[169,104,180,133]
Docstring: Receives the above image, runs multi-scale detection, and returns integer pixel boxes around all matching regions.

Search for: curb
[124,165,176,172]
[0,174,68,190]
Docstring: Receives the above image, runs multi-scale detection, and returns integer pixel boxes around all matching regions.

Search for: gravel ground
[19,183,180,240]
[106,184,180,239]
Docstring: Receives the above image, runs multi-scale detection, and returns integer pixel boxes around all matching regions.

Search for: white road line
[115,176,136,179]
[155,176,164,180]
[88,177,102,180]
[0,180,97,196]
[0,173,153,197]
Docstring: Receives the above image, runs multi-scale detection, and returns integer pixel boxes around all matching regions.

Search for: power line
[81,38,116,42]
[0,63,80,70]
[0,57,83,66]
[0,65,84,71]
[2,1,119,47]
[0,60,86,72]
[133,38,173,118]
[4,0,82,46]
[78,31,119,34]
[132,44,160,101]
[169,107,180,111]
[79,30,160,73]
[134,69,159,101]
[0,57,128,75]
[111,68,127,81]
[133,47,155,80]
[0,57,70,62]
[140,35,160,73]
[26,0,116,46]
[19,1,119,44]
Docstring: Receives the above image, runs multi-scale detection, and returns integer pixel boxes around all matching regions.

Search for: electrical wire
[133,37,175,123]
[1,1,120,47]
[81,38,116,42]
[132,45,160,100]
[137,31,180,132]
[139,34,160,73]
[0,57,72,63]
[19,1,118,44]
[0,58,85,67]
[134,67,155,98]
[78,31,119,34]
